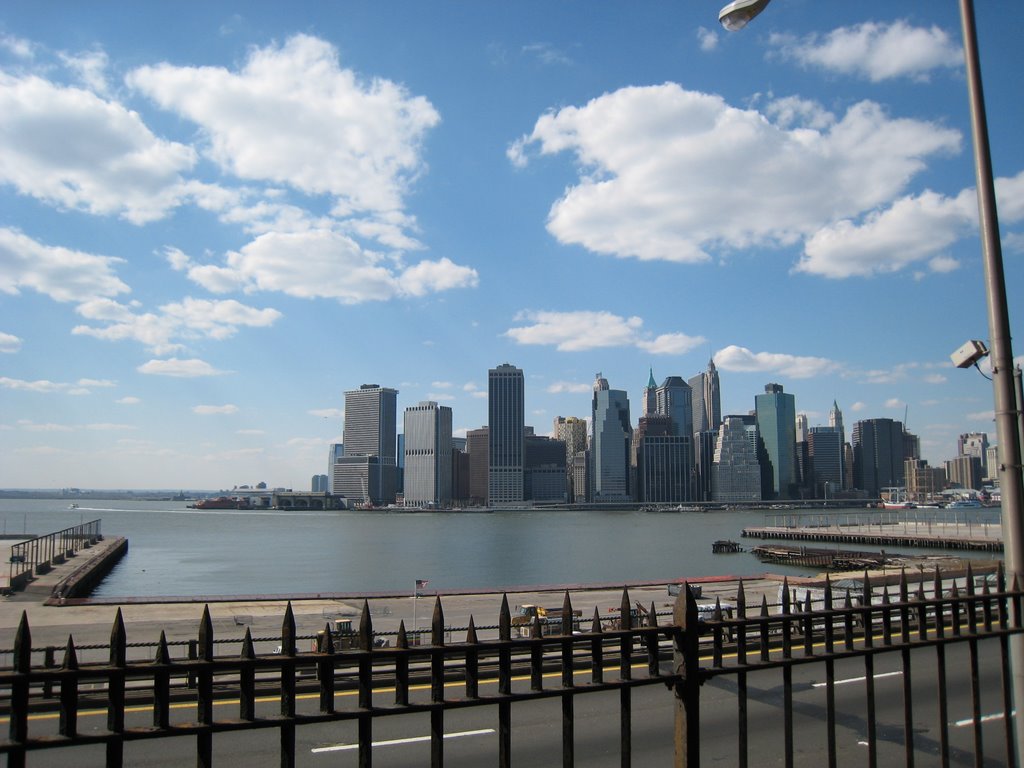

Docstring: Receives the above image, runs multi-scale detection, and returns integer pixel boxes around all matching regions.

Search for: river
[0,499,1003,598]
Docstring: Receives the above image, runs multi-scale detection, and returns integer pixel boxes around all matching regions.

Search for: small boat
[947,498,982,509]
[68,503,79,510]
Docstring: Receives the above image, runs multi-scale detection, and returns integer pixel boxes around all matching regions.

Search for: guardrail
[1,565,1021,767]
[5,520,102,591]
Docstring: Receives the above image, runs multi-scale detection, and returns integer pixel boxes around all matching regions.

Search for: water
[0,499,1004,598]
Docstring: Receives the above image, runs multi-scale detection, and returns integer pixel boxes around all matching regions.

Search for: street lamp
[720,0,1024,759]
[717,0,771,31]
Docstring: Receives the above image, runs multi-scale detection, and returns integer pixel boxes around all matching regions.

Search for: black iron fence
[1,565,1021,767]
[5,520,102,591]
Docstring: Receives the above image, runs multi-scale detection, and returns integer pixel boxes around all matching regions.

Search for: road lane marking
[953,710,1015,727]
[811,670,902,688]
[311,728,494,753]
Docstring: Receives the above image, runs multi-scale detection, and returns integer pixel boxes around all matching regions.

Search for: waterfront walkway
[743,519,1002,551]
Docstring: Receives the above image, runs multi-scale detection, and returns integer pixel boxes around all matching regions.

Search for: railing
[6,520,102,590]
[1,565,1021,767]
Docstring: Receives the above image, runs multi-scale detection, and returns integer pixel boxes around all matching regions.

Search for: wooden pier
[749,544,902,570]
[741,523,1002,552]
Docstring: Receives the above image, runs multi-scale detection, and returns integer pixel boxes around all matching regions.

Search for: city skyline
[1,2,1022,490]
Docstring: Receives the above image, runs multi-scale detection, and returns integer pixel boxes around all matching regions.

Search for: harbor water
[0,499,1004,598]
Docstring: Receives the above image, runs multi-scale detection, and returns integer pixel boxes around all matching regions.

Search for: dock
[742,522,1002,552]
[750,544,903,570]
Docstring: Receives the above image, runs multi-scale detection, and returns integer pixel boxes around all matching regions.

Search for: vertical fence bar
[673,583,700,768]
[965,570,984,766]
[280,602,297,768]
[619,588,633,768]
[899,572,915,768]
[431,597,445,768]
[736,580,749,768]
[317,624,335,714]
[591,607,605,686]
[561,592,575,768]
[935,570,950,768]
[499,595,512,768]
[42,645,56,698]
[395,622,410,708]
[153,631,171,731]
[999,568,1014,764]
[107,608,127,767]
[822,577,836,768]
[240,628,257,722]
[59,636,79,739]
[466,617,480,701]
[358,600,374,768]
[197,606,214,768]
[531,616,544,692]
[862,574,877,768]
[780,580,794,768]
[8,613,31,768]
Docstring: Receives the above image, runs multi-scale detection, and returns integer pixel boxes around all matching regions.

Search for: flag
[415,579,429,589]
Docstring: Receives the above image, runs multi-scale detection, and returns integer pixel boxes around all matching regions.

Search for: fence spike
[804,590,812,613]
[781,577,791,614]
[14,611,31,672]
[282,601,296,656]
[713,597,723,622]
[899,569,909,603]
[563,590,573,626]
[824,575,833,611]
[620,588,632,630]
[63,635,79,670]
[760,594,769,617]
[966,562,976,595]
[532,615,543,639]
[321,623,335,654]
[397,620,409,649]
[359,599,374,650]
[935,567,943,600]
[882,585,891,605]
[592,606,604,634]
[648,601,659,628]
[199,605,214,660]
[950,579,960,598]
[431,596,445,645]
[998,561,1006,592]
[110,607,126,667]
[862,571,872,606]
[499,594,511,641]
[981,572,991,596]
[155,630,171,665]
[736,579,747,618]
[916,571,927,601]
[466,615,478,644]
[242,627,256,659]
[844,589,852,609]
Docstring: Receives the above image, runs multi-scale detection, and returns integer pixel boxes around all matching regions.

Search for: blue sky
[1,1,1022,491]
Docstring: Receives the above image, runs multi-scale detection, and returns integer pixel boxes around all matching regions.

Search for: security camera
[951,339,989,369]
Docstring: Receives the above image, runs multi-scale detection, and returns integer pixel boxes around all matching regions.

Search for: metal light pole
[720,0,1024,757]
[959,1,1024,759]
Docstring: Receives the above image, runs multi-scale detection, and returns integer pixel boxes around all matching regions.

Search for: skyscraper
[852,418,905,497]
[712,416,762,502]
[591,373,632,502]
[807,426,843,498]
[958,432,990,477]
[642,368,658,417]
[688,358,721,434]
[635,414,691,503]
[403,401,453,507]
[488,364,525,505]
[656,376,693,440]
[554,416,588,501]
[755,383,797,499]
[337,384,399,505]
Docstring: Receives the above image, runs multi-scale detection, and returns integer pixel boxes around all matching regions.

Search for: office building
[635,415,691,503]
[488,364,525,505]
[336,385,399,505]
[688,359,721,434]
[591,373,632,502]
[311,474,328,493]
[946,454,983,491]
[693,429,718,502]
[755,383,797,499]
[466,427,489,506]
[403,401,453,508]
[525,434,568,502]
[655,376,694,440]
[807,426,843,498]
[554,416,588,501]
[327,443,344,491]
[712,416,762,502]
[852,418,906,497]
[642,368,658,417]
[905,458,946,502]
[958,433,990,478]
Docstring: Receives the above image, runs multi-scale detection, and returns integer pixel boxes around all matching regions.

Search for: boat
[68,503,79,509]
[881,487,916,510]
[947,498,982,509]
[188,496,253,510]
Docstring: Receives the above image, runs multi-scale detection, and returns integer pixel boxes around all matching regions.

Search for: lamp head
[719,0,772,31]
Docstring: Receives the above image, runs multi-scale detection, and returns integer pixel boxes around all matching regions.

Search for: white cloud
[0,228,129,303]
[770,21,962,82]
[511,84,959,267]
[0,331,21,353]
[850,401,867,412]
[60,48,111,94]
[73,297,281,353]
[966,410,994,422]
[117,396,141,405]
[193,404,239,415]
[128,34,439,239]
[0,73,197,223]
[309,408,344,418]
[182,229,476,304]
[696,27,719,53]
[137,358,225,377]
[0,34,34,59]
[505,309,704,355]
[522,43,574,67]
[924,373,947,384]
[547,381,592,395]
[0,376,111,394]
[885,398,905,409]
[714,344,841,379]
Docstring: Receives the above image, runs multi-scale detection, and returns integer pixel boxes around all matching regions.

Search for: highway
[16,638,1011,767]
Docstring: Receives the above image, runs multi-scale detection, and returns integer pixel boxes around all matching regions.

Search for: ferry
[946,498,982,509]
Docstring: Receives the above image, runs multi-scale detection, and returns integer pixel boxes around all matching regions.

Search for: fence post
[673,583,701,768]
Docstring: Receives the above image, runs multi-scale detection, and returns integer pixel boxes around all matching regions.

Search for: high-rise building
[311,474,328,492]
[946,455,983,492]
[488,364,525,506]
[852,418,905,497]
[635,415,691,503]
[807,426,843,498]
[336,385,399,505]
[656,376,693,440]
[642,368,658,417]
[554,416,588,501]
[905,458,945,502]
[712,416,762,501]
[403,401,453,508]
[525,434,568,502]
[327,443,344,491]
[688,359,721,434]
[795,414,809,444]
[693,429,719,502]
[755,383,797,499]
[591,373,632,502]
[466,427,489,506]
[958,433,990,477]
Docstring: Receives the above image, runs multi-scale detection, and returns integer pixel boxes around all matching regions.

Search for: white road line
[811,671,902,688]
[312,728,495,754]
[953,711,1016,728]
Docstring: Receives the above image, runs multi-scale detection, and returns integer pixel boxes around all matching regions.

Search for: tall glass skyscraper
[755,383,797,500]
[337,384,399,505]
[488,363,524,505]
[592,373,632,502]
[688,358,721,434]
[403,401,452,507]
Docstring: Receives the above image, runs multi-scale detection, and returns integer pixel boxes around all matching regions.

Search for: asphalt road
[17,638,1011,767]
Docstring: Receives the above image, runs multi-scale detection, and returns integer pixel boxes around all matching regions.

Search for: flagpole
[412,579,417,637]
